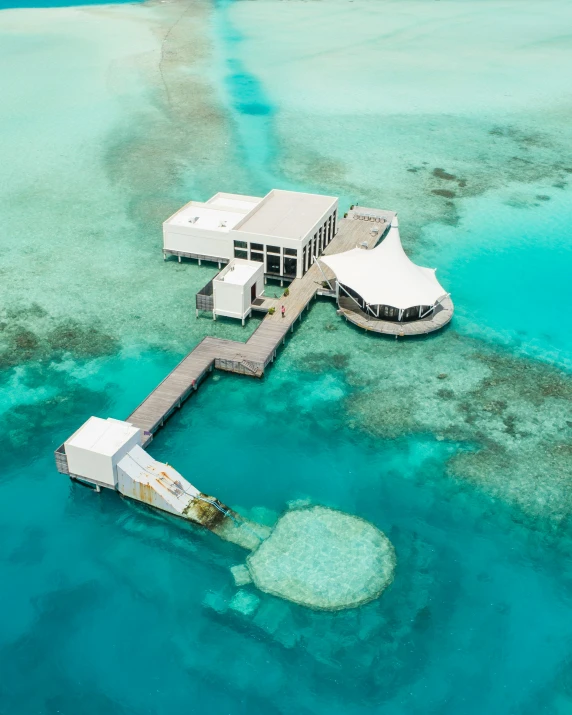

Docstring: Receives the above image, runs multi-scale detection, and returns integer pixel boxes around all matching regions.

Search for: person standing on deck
[281,305,286,318]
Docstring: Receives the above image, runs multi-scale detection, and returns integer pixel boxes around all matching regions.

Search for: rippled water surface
[1,0,571,712]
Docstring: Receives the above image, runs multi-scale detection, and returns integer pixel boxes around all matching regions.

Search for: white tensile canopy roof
[320,218,448,310]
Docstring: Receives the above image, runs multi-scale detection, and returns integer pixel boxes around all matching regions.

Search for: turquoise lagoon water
[1,0,572,712]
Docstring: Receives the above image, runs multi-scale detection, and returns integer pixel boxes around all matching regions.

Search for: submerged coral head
[246,506,395,611]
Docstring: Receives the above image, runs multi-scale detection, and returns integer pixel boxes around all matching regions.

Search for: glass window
[284,248,297,257]
[266,253,281,274]
[250,251,263,262]
[284,257,297,277]
[267,245,281,255]
[251,242,263,251]
[234,249,248,259]
[233,240,247,249]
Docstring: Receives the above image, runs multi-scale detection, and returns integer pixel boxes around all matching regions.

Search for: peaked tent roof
[320,218,448,310]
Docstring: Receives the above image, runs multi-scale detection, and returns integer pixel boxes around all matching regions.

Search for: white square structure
[213,258,264,324]
[64,417,142,488]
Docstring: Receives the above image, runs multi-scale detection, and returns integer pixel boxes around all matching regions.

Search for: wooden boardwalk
[128,209,396,443]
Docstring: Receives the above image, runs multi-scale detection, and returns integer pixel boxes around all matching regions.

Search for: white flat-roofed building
[212,258,264,325]
[163,189,338,280]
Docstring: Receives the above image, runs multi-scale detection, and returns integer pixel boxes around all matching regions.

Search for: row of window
[231,210,337,276]
[268,255,297,278]
[233,240,299,276]
[234,240,297,256]
[302,212,336,274]
[233,248,297,276]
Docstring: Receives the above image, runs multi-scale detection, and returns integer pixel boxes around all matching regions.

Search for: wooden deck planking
[128,339,217,438]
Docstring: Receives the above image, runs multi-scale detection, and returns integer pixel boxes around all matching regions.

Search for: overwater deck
[127,209,395,444]
[338,295,454,336]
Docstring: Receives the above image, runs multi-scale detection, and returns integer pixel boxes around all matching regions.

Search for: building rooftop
[215,258,262,286]
[235,189,337,240]
[207,193,262,212]
[166,193,262,233]
[65,417,140,456]
[167,205,246,232]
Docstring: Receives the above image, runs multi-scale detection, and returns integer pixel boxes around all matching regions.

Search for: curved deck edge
[338,296,454,336]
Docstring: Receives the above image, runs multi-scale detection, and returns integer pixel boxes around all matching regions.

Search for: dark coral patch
[0,304,119,371]
[431,189,456,199]
[433,168,457,181]
[46,321,118,357]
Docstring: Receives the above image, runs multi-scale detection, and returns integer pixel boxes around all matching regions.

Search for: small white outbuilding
[64,417,142,489]
[212,258,264,325]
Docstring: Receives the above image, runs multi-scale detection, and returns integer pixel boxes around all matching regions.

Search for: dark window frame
[266,253,281,274]
[284,257,297,277]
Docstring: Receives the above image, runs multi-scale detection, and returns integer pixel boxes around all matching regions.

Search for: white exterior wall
[233,231,302,251]
[65,418,142,488]
[213,262,264,320]
[163,225,233,260]
[213,281,244,319]
[66,447,112,487]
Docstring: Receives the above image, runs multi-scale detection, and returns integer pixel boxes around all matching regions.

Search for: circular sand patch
[246,506,395,611]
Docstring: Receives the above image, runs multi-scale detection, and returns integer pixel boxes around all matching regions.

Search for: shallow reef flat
[228,0,572,232]
[267,305,572,527]
[0,0,259,366]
